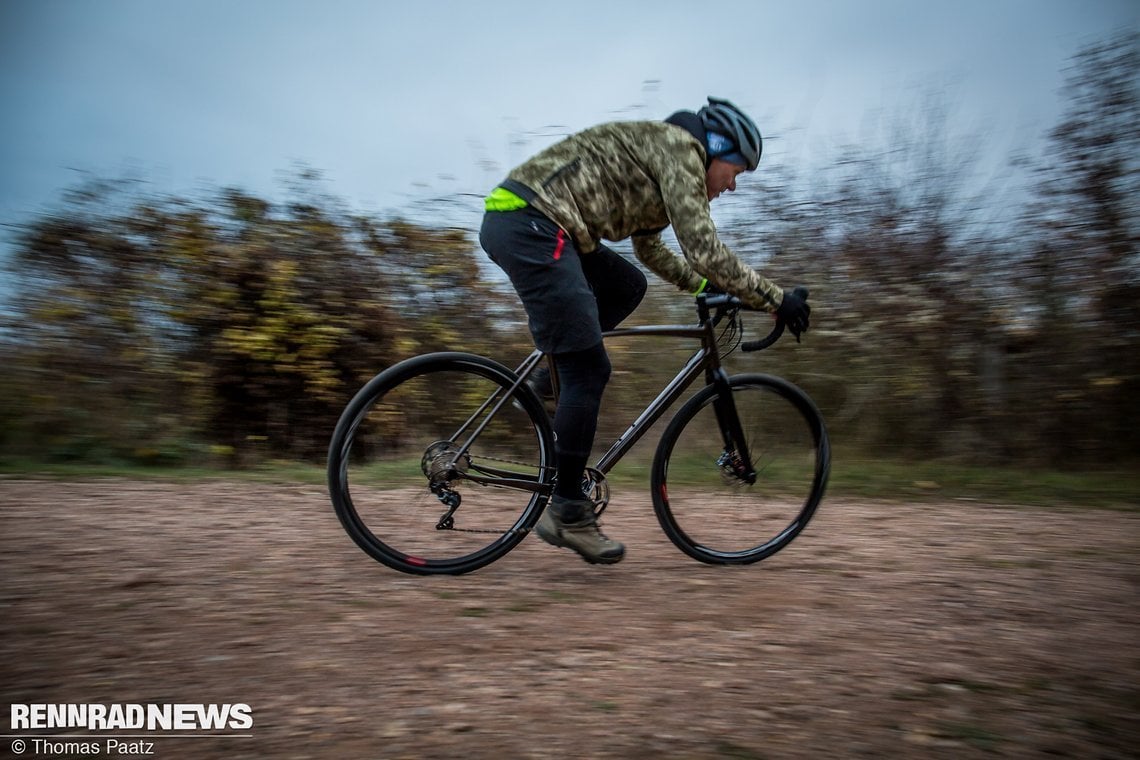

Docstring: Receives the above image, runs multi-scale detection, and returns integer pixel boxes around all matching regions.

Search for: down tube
[594,347,710,474]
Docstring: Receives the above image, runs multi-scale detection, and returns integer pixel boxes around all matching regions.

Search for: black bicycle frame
[448,305,756,493]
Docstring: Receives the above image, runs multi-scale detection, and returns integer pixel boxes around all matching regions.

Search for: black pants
[480,207,647,498]
[480,206,647,353]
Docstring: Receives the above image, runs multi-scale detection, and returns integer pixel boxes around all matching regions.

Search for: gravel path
[1,479,1137,759]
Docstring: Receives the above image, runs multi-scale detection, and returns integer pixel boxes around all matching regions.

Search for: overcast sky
[1,0,1137,241]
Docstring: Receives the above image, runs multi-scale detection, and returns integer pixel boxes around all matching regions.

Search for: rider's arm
[630,233,704,294]
[650,146,784,312]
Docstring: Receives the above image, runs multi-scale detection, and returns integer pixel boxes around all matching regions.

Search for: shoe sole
[535,521,624,565]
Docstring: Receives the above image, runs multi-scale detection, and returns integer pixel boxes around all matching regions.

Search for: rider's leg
[479,206,625,562]
[541,342,624,562]
[478,206,601,354]
[581,244,648,331]
[527,245,646,397]
[550,342,611,500]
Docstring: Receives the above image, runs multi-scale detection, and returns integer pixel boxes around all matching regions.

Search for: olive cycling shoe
[535,495,625,564]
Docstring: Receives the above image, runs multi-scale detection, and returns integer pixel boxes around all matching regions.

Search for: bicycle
[327,290,830,575]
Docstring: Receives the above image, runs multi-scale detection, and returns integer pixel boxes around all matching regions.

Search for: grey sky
[1,0,1137,238]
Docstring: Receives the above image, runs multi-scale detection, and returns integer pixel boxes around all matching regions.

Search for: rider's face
[705,159,746,201]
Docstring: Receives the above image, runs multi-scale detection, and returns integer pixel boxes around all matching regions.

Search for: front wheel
[651,374,830,565]
[328,352,555,575]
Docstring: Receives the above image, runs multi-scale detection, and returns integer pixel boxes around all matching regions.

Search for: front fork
[709,368,756,484]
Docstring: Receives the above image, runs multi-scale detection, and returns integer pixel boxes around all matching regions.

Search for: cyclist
[479,97,811,565]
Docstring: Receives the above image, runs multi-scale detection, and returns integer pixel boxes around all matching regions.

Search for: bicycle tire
[328,352,555,575]
[651,373,830,565]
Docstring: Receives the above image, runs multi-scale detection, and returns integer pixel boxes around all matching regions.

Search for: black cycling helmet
[698,97,763,171]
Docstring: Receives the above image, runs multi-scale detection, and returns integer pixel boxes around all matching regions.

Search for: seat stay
[445,351,546,468]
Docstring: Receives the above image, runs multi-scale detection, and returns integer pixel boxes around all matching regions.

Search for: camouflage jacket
[502,120,784,312]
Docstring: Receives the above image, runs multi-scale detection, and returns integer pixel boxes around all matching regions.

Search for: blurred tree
[1007,30,1139,464]
[1,178,186,463]
[1,173,515,464]
[725,96,1000,460]
[722,33,1138,467]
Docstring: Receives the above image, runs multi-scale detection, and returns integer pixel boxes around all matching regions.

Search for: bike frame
[447,298,757,494]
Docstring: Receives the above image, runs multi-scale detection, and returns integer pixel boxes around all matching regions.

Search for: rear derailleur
[421,441,469,530]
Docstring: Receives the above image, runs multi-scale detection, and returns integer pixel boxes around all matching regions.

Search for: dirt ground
[1,478,1137,759]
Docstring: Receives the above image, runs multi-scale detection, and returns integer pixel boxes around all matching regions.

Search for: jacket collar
[664,111,711,168]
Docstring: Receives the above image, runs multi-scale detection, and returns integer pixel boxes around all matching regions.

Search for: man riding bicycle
[479,97,811,565]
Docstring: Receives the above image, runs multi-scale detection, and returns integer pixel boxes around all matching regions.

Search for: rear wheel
[328,352,555,575]
[651,374,829,565]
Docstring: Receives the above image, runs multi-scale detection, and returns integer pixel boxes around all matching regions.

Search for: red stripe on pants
[553,229,565,261]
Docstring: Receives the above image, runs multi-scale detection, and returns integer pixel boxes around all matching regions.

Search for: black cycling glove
[776,286,811,340]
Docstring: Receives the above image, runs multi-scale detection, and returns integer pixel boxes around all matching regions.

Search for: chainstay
[442,453,551,534]
[473,452,557,473]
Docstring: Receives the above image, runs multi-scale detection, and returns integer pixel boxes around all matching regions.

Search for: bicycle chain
[446,525,532,535]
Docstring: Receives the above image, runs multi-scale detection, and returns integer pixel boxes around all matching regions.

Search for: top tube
[601,293,784,353]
